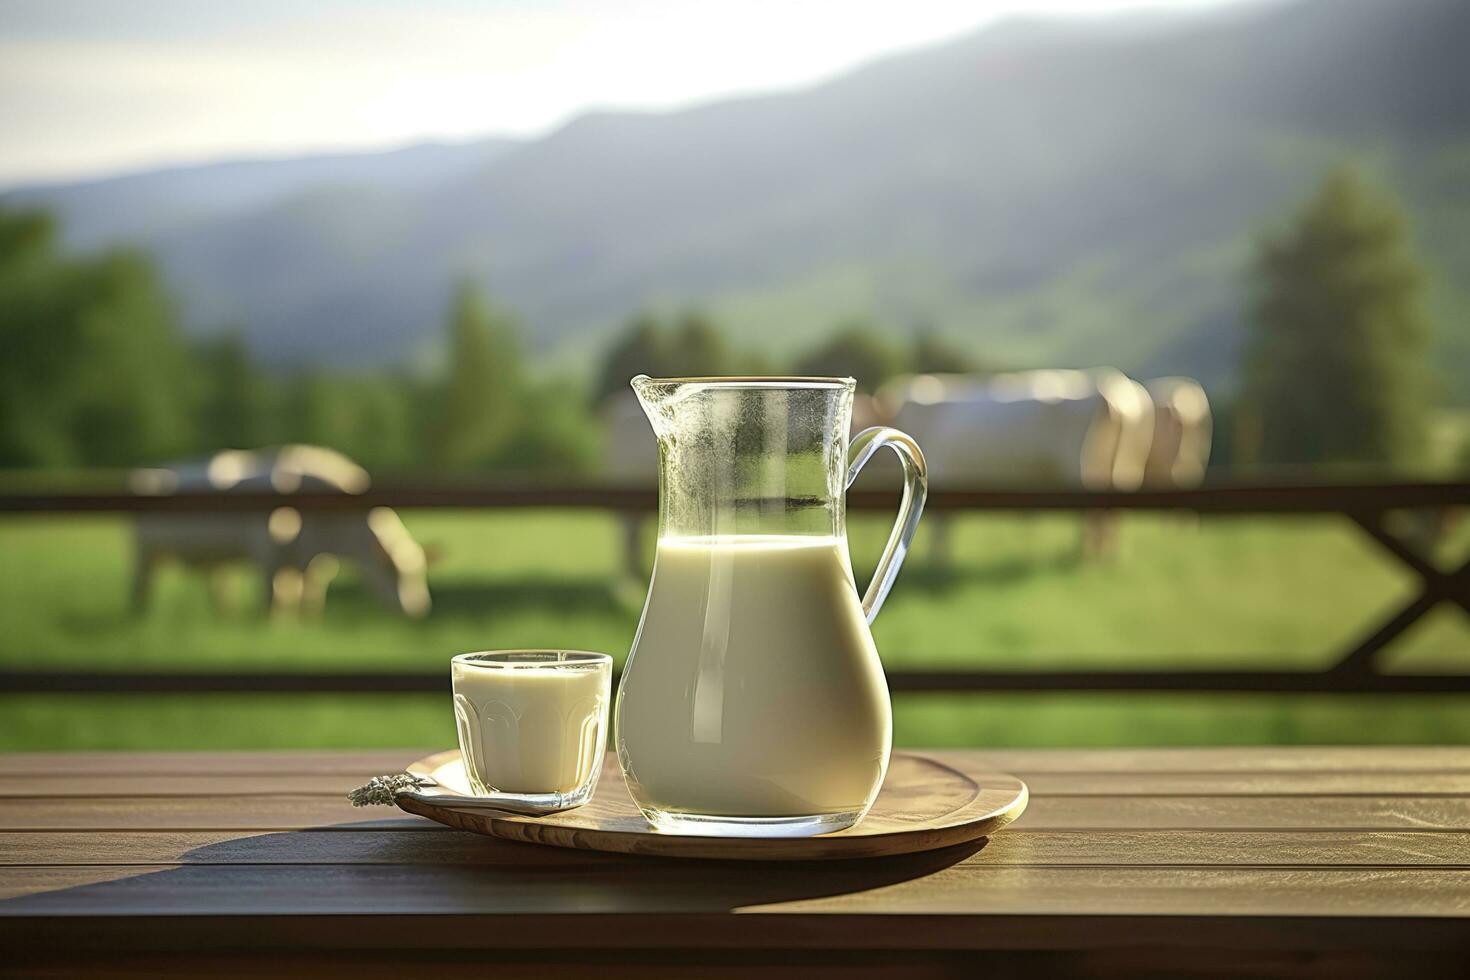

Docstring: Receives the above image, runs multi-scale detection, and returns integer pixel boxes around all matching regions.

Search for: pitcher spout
[629,374,670,436]
[629,373,656,410]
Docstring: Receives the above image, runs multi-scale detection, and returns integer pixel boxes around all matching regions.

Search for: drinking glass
[451,650,611,810]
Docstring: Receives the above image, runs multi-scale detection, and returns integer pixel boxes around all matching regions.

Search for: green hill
[8,0,1470,400]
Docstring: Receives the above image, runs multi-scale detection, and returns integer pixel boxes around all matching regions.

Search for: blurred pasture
[4,509,1467,750]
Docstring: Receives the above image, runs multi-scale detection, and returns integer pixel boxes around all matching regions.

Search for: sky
[0,0,1237,188]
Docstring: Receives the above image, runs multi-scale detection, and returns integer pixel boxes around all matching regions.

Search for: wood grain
[7,768,1470,798]
[1018,771,1470,796]
[2,745,1465,778]
[0,751,433,777]
[0,797,432,831]
[2,746,1468,969]
[1,912,1467,960]
[397,751,1029,860]
[2,864,1468,918]
[6,948,1470,980]
[5,829,1468,868]
[3,794,1468,832]
[8,769,1470,799]
[1012,795,1470,830]
[956,746,1470,774]
[0,774,369,797]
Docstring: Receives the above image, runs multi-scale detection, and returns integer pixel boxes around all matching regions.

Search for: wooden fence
[1,480,1466,695]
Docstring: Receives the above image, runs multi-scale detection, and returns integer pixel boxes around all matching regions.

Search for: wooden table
[2,747,1467,977]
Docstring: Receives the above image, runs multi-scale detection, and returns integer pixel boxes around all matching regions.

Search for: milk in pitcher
[617,534,891,821]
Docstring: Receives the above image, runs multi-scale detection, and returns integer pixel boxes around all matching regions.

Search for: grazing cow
[1083,368,1156,557]
[883,370,1157,559]
[1142,377,1213,488]
[130,446,431,618]
[884,370,1154,488]
[1090,368,1155,492]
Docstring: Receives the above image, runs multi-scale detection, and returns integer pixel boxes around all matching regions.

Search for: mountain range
[7,0,1470,399]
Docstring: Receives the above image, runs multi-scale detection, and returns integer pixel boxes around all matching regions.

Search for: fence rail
[2,480,1467,695]
[2,479,1466,514]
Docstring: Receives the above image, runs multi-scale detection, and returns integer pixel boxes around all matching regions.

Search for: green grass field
[2,511,1467,750]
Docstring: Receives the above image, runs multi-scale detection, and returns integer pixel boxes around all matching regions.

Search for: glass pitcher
[615,376,927,837]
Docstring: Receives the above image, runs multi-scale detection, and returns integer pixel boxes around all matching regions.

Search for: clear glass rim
[452,650,611,670]
[633,374,855,389]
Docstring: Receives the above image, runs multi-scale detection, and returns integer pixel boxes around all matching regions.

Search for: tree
[794,320,909,392]
[195,332,274,450]
[664,309,732,377]
[285,372,418,470]
[71,250,199,465]
[911,329,981,375]
[0,207,197,467]
[0,209,73,465]
[1242,167,1432,467]
[594,313,667,406]
[430,281,525,468]
[496,377,600,476]
[593,309,740,407]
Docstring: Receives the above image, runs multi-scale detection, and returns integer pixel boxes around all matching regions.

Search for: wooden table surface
[1,747,1467,977]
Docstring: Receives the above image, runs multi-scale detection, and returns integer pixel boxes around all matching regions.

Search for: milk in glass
[452,653,609,795]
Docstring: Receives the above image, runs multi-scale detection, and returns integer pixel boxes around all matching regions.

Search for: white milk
[617,535,891,819]
[452,659,609,794]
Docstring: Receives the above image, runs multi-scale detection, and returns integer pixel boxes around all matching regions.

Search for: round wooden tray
[396,750,1028,860]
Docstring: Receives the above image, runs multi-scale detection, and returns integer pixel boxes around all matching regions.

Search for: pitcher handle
[846,426,928,624]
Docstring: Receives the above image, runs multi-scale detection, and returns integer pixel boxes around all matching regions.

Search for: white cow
[884,370,1154,488]
[883,369,1157,559]
[1142,377,1213,488]
[130,446,431,618]
[1091,368,1155,492]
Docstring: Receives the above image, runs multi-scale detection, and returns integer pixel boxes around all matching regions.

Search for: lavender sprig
[348,772,427,806]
